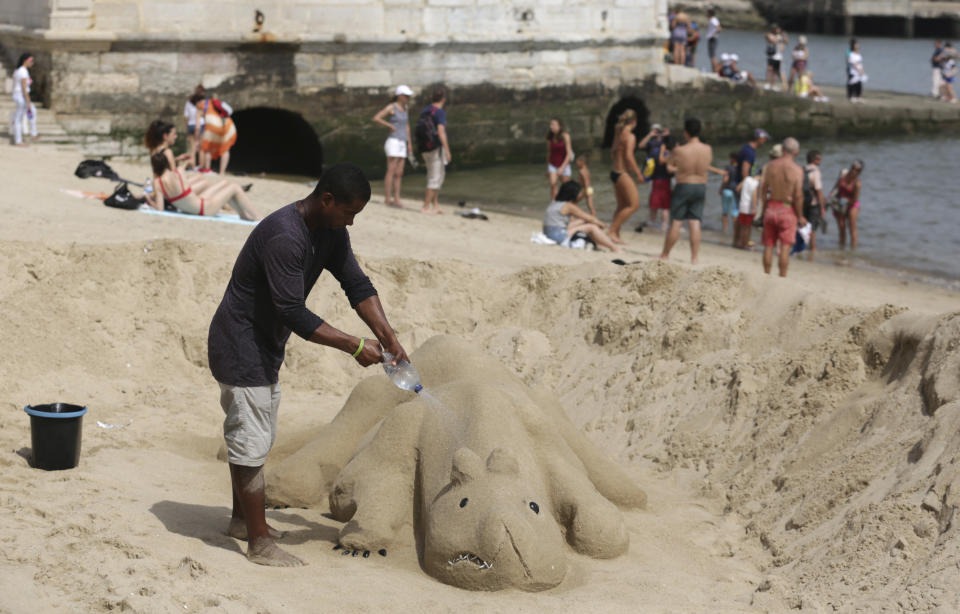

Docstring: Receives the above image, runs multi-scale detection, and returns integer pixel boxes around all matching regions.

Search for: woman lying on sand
[148,151,259,220]
[542,181,622,253]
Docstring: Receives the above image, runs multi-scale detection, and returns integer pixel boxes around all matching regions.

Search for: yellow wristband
[352,337,365,359]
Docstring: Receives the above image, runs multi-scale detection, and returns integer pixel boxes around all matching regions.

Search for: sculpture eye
[529,501,539,514]
[459,498,468,508]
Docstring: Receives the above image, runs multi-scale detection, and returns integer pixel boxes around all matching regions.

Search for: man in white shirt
[705,9,722,73]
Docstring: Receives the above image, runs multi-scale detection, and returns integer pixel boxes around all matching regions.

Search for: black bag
[103,182,145,210]
[75,159,121,181]
[414,107,440,153]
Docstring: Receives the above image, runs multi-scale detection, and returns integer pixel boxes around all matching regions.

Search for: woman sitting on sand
[144,119,234,204]
[543,181,622,253]
[145,119,194,170]
[607,109,644,244]
[149,151,259,220]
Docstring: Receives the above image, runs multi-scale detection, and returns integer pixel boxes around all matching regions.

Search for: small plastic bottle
[381,352,422,393]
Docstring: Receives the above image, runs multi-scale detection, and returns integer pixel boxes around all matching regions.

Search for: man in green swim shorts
[660,117,714,264]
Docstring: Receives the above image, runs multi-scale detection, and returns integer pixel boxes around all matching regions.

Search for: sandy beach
[1,143,959,613]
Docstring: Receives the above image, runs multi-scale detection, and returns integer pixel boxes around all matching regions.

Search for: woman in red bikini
[831,159,863,249]
[545,118,574,200]
[149,151,259,220]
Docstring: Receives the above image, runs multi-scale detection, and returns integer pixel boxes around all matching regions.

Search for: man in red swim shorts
[758,137,806,277]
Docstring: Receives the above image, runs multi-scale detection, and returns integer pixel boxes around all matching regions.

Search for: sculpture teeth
[447,553,492,569]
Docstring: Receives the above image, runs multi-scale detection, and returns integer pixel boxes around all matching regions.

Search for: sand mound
[2,223,959,609]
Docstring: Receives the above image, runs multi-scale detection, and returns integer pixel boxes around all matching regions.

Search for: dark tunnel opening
[229,107,324,177]
[602,97,651,149]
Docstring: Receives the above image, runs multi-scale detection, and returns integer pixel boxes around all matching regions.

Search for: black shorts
[670,183,706,221]
[708,38,718,59]
[767,58,781,73]
[803,203,821,225]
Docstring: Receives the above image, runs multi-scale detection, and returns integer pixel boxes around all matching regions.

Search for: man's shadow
[149,501,340,554]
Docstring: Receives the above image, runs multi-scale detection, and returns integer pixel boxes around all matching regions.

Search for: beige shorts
[219,383,281,467]
[423,148,446,190]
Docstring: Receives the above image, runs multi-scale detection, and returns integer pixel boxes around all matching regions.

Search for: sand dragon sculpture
[267,335,647,591]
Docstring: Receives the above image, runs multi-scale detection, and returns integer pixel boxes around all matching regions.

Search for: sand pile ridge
[2,232,959,611]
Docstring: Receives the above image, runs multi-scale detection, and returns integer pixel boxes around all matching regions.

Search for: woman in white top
[10,53,36,146]
[372,85,414,207]
[846,39,866,103]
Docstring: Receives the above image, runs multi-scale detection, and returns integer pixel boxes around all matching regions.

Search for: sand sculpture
[268,335,647,591]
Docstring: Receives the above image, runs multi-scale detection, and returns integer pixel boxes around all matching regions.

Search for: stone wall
[0,1,49,31]
[4,0,666,40]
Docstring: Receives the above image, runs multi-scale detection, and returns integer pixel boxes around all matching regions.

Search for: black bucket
[24,403,88,470]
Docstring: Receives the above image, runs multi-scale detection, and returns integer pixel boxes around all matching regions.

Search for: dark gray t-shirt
[208,202,377,387]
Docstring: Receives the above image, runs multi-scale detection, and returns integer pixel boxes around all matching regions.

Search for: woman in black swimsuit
[607,109,644,244]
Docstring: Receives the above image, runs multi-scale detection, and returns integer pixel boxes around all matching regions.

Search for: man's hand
[354,338,384,367]
[380,337,409,366]
[799,216,808,228]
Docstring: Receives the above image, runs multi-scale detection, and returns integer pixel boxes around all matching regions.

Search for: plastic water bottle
[381,352,422,393]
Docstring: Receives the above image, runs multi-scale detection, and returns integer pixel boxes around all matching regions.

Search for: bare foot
[13,143,28,148]
[228,518,285,540]
[659,254,670,261]
[610,234,626,245]
[434,207,444,214]
[387,201,405,208]
[246,539,305,567]
[420,208,437,215]
[611,246,625,254]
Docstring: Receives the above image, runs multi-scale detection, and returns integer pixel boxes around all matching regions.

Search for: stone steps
[0,99,87,148]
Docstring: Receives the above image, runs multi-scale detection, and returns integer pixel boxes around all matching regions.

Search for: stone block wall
[5,0,665,42]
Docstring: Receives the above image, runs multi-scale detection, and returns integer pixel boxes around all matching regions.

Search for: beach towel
[200,99,237,160]
[138,206,257,226]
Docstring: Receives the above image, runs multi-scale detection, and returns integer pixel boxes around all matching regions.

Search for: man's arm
[307,321,381,367]
[438,124,451,163]
[355,295,408,365]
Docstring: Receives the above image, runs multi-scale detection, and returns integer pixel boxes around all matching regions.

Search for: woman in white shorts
[373,85,414,207]
[545,118,574,200]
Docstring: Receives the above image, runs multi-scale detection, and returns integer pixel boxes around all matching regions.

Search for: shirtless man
[759,137,806,277]
[607,109,644,243]
[660,117,713,264]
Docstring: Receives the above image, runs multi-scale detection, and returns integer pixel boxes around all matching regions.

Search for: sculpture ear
[451,448,485,485]
[486,448,519,476]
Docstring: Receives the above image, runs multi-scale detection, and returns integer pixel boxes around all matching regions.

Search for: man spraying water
[207,163,409,567]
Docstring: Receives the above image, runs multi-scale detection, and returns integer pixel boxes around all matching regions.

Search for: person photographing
[207,163,408,567]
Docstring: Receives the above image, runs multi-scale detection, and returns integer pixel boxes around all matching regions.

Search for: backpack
[103,182,145,210]
[802,166,816,208]
[75,159,121,181]
[414,107,440,153]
